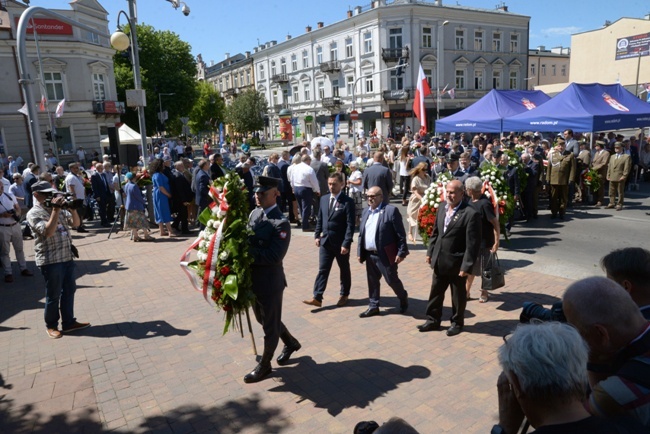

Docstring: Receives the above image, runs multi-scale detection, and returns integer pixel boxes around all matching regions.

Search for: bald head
[373,151,384,163]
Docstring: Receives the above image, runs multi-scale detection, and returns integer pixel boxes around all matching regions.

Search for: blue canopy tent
[435,89,551,133]
[502,83,650,132]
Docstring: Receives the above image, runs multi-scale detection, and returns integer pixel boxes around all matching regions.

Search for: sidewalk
[0,220,572,433]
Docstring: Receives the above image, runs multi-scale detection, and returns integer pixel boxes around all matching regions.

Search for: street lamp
[436,20,449,121]
[111,0,190,164]
[158,92,175,136]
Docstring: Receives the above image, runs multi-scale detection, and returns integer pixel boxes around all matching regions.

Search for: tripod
[107,204,125,239]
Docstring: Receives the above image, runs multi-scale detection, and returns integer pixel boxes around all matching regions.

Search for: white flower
[502,195,508,200]
[433,203,439,209]
[495,179,501,184]
[198,230,205,239]
[435,197,441,203]
[197,251,207,262]
[218,209,227,216]
[199,240,208,250]
[490,175,495,180]
[219,250,229,260]
[485,192,491,198]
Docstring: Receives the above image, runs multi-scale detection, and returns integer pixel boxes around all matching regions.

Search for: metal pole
[127,0,149,165]
[635,51,642,97]
[436,20,449,122]
[17,7,109,168]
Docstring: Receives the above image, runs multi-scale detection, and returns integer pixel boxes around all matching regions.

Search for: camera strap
[0,193,15,214]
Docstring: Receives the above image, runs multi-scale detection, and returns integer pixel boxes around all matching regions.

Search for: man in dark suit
[419,180,480,336]
[171,161,193,234]
[357,186,409,318]
[209,153,226,181]
[278,151,291,215]
[90,162,111,227]
[194,159,211,229]
[310,148,330,221]
[303,172,355,308]
[362,152,393,206]
[521,152,538,220]
[244,176,301,383]
[411,146,432,177]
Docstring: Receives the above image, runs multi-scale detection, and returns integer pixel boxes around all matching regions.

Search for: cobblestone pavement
[0,216,572,433]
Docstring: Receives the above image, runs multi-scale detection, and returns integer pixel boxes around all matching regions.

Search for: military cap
[613,141,623,148]
[595,140,606,147]
[448,153,460,162]
[253,176,281,193]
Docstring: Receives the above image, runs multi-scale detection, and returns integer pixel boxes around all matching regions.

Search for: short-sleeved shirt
[469,195,496,248]
[65,173,85,200]
[27,202,74,266]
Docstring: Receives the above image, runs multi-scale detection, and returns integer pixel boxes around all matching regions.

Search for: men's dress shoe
[615,205,623,211]
[417,322,440,332]
[446,324,463,337]
[46,328,62,339]
[550,214,557,219]
[5,275,14,283]
[399,297,409,314]
[558,213,565,220]
[76,227,88,233]
[62,321,91,333]
[605,204,615,209]
[302,228,315,232]
[243,363,272,384]
[21,269,34,277]
[302,298,322,307]
[359,308,380,318]
[276,342,301,366]
[336,295,349,307]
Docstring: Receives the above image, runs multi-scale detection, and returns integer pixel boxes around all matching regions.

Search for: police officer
[244,176,301,383]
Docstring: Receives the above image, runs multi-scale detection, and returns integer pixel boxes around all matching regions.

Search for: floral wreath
[180,171,255,335]
[417,171,452,245]
[581,167,602,193]
[480,162,515,236]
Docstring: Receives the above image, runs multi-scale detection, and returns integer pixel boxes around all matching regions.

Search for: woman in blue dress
[150,158,175,236]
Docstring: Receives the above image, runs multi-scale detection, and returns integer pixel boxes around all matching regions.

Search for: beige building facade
[527,46,570,89]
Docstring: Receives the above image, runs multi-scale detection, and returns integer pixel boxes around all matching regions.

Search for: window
[493,32,501,52]
[346,76,354,95]
[365,76,374,93]
[44,72,64,100]
[346,38,353,58]
[318,81,325,99]
[364,32,373,53]
[282,89,289,103]
[239,72,244,86]
[92,73,105,100]
[510,34,519,53]
[561,65,566,76]
[552,64,556,76]
[86,30,100,44]
[280,58,287,74]
[304,85,311,101]
[316,47,323,64]
[246,70,251,85]
[422,27,432,48]
[332,79,339,97]
[259,64,265,80]
[474,69,484,90]
[270,61,276,76]
[541,64,546,76]
[389,28,402,49]
[455,29,465,50]
[272,89,278,105]
[233,74,238,88]
[293,85,299,103]
[302,50,309,68]
[390,70,403,90]
[530,63,536,76]
[492,70,502,89]
[226,76,230,88]
[291,54,297,71]
[509,70,518,89]
[330,42,338,61]
[455,69,465,89]
[474,31,483,51]
[219,79,223,92]
[423,68,433,88]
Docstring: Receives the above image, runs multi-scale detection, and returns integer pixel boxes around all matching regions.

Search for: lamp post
[436,20,449,121]
[158,92,175,136]
[111,0,190,165]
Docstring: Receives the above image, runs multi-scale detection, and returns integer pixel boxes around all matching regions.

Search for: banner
[616,32,650,60]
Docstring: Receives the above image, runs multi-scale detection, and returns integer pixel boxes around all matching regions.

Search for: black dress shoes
[399,296,409,314]
[243,362,272,383]
[446,324,463,337]
[276,342,301,366]
[359,307,380,318]
[417,321,440,332]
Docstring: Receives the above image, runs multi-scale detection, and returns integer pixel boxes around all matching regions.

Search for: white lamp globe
[111,31,130,51]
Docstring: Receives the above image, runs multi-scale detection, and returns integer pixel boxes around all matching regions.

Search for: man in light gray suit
[310,148,330,221]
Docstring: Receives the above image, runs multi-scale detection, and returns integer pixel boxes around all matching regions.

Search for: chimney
[210,60,214,67]
[317,22,324,29]
[347,9,353,18]
[306,25,312,32]
[537,45,545,51]
[354,6,362,15]
[434,0,443,5]
[225,52,230,59]
[286,34,292,41]
[253,47,258,53]
[271,40,277,46]
[245,51,251,58]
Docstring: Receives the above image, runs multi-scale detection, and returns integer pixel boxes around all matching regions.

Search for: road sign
[350,110,359,120]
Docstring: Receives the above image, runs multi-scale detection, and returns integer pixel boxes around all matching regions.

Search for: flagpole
[436,20,449,122]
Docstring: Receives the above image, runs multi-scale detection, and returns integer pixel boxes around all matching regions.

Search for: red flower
[220,266,230,276]
[223,304,232,312]
[211,293,218,302]
[213,279,222,290]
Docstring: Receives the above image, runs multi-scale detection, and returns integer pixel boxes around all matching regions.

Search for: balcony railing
[382,89,410,101]
[224,88,238,97]
[271,73,289,84]
[381,47,409,63]
[273,103,289,112]
[93,100,125,115]
[319,60,341,74]
[322,96,341,109]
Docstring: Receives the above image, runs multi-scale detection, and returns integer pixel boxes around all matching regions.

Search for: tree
[225,89,268,136]
[113,24,198,137]
[188,81,225,135]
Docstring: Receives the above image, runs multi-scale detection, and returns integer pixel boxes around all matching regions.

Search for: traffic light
[264,116,270,127]
[45,130,53,142]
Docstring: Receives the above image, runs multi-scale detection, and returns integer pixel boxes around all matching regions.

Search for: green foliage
[189,81,226,135]
[113,24,198,137]
[225,89,268,136]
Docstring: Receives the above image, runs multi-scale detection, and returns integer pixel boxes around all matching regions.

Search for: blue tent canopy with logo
[434,89,551,133]
[502,83,650,132]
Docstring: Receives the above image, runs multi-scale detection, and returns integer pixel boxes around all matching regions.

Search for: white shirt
[321,154,334,165]
[290,162,320,193]
[349,170,362,194]
[65,173,85,200]
[363,205,383,251]
[0,192,18,225]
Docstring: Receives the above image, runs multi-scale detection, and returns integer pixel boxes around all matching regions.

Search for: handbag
[481,252,505,291]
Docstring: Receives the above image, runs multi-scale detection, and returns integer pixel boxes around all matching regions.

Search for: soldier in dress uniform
[591,140,610,207]
[546,138,576,219]
[244,176,301,383]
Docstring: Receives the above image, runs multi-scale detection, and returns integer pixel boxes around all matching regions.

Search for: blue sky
[44,0,649,62]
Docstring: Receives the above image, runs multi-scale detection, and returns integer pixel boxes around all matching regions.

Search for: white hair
[464,176,483,192]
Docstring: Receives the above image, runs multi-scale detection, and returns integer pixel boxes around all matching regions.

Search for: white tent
[100,124,152,146]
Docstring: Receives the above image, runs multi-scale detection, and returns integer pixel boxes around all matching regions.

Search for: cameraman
[0,181,32,283]
[26,181,89,339]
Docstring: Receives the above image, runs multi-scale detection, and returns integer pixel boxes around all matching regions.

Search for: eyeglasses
[366,194,382,199]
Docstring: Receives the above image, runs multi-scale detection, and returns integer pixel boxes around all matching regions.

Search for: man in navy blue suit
[90,162,111,227]
[357,186,409,318]
[194,159,211,229]
[303,172,355,309]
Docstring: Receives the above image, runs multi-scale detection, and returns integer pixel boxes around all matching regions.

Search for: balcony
[224,88,238,97]
[382,89,410,101]
[93,100,125,115]
[319,60,341,74]
[322,97,341,110]
[381,47,409,63]
[271,73,289,84]
[273,103,289,112]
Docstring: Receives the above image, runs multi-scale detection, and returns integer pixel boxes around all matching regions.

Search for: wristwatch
[491,425,505,434]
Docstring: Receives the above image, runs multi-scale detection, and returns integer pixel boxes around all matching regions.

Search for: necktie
[329,196,335,213]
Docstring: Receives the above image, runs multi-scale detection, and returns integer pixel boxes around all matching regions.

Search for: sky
[42,0,650,62]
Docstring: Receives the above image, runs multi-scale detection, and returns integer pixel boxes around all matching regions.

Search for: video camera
[43,193,84,210]
[520,301,566,323]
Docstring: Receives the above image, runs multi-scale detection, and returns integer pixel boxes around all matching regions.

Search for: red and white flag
[413,65,432,133]
[449,88,456,100]
[55,98,65,118]
[39,95,47,112]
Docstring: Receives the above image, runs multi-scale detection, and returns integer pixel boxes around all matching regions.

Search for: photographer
[26,181,89,339]
[0,181,33,283]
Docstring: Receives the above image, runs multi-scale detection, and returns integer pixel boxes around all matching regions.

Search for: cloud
[541,26,583,36]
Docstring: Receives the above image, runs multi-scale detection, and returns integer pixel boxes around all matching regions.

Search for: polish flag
[55,98,65,118]
[449,88,456,100]
[413,65,432,133]
[39,95,47,112]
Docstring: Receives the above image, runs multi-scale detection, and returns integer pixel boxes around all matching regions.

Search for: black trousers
[252,288,291,358]
[172,205,189,232]
[400,175,411,200]
[426,269,467,327]
[96,196,108,225]
[365,253,407,309]
[313,244,351,300]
